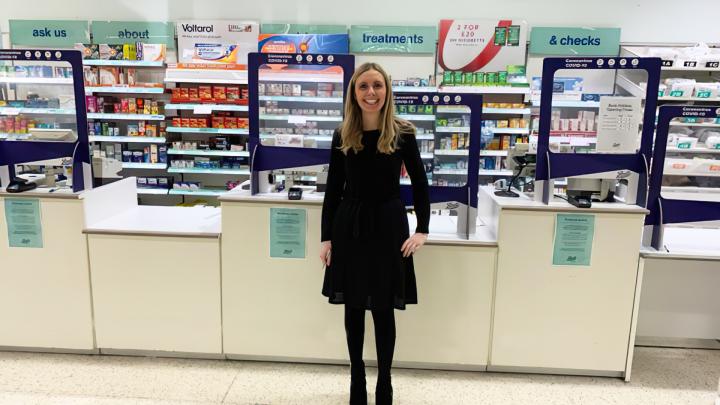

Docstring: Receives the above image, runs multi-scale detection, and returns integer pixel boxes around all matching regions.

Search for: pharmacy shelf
[488,127,530,135]
[397,114,436,121]
[167,149,249,157]
[137,188,170,195]
[0,107,75,115]
[434,169,467,175]
[0,77,73,85]
[436,127,470,133]
[165,103,248,112]
[259,114,342,122]
[260,73,342,83]
[478,169,513,176]
[439,86,531,94]
[89,136,166,143]
[87,113,165,120]
[483,108,532,115]
[259,95,343,103]
[167,167,250,175]
[83,60,164,67]
[415,134,435,140]
[259,134,333,141]
[169,189,228,197]
[621,47,720,72]
[164,68,248,84]
[400,178,432,185]
[166,127,249,135]
[616,74,647,98]
[659,96,720,102]
[122,162,168,170]
[669,122,720,128]
[434,149,469,156]
[530,100,601,108]
[420,153,434,159]
[480,150,509,157]
[664,170,720,178]
[393,86,437,93]
[666,146,720,155]
[86,86,165,94]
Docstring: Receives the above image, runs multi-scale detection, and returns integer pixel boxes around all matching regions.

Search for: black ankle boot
[375,375,393,405]
[349,364,367,405]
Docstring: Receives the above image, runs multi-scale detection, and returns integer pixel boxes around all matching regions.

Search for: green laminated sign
[552,214,594,266]
[4,198,43,248]
[9,20,89,47]
[529,27,621,56]
[91,21,175,49]
[261,24,347,34]
[270,207,306,259]
[350,25,436,54]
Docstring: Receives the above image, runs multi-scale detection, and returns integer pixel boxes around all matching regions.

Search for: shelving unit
[122,162,168,170]
[165,103,248,112]
[166,127,249,135]
[89,136,166,143]
[85,86,165,94]
[167,149,249,157]
[167,167,250,175]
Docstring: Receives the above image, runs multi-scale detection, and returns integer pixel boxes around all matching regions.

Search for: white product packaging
[675,136,698,149]
[705,135,720,149]
[693,82,720,98]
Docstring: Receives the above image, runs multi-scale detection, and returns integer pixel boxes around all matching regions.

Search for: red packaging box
[172,118,181,127]
[226,86,240,103]
[237,118,249,129]
[180,87,190,101]
[113,103,121,113]
[181,118,191,128]
[86,96,97,113]
[213,86,227,101]
[212,116,225,129]
[199,86,213,101]
[188,87,199,102]
[190,118,199,128]
[121,98,129,114]
[224,117,237,128]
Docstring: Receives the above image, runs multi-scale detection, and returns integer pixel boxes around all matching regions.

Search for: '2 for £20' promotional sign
[438,19,527,74]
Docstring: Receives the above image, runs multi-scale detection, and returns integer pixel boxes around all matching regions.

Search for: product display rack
[0,49,91,192]
[162,64,251,202]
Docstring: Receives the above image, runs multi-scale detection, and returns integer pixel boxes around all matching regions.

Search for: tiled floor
[0,347,717,404]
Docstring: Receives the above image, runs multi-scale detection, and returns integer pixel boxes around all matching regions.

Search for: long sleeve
[401,131,430,234]
[321,129,346,241]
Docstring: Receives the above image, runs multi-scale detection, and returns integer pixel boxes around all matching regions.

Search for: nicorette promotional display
[437,19,528,87]
[257,34,349,54]
[176,20,259,66]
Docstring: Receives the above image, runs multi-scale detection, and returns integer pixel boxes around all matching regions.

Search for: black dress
[321,127,430,310]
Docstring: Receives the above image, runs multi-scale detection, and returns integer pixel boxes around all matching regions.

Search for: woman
[319,62,430,405]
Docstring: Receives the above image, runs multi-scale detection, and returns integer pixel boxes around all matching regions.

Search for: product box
[224,117,238,128]
[122,44,137,61]
[126,68,137,86]
[226,86,240,102]
[212,116,225,128]
[172,88,182,101]
[74,43,99,59]
[181,118,191,128]
[99,44,124,60]
[98,67,120,85]
[199,86,213,101]
[188,87,200,102]
[86,96,97,113]
[140,43,166,62]
[212,86,227,101]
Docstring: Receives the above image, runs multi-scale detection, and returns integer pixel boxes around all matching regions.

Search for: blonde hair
[339,62,414,154]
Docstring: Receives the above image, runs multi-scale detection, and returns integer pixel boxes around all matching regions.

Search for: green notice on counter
[270,207,306,259]
[552,213,594,266]
[4,198,43,248]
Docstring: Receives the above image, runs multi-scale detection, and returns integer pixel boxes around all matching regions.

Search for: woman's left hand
[401,233,428,257]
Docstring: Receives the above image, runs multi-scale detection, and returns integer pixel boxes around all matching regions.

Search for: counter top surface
[641,227,720,261]
[219,189,324,204]
[84,206,222,237]
[480,186,649,215]
[0,187,80,200]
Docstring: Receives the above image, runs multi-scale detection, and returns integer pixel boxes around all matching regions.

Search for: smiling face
[354,69,387,114]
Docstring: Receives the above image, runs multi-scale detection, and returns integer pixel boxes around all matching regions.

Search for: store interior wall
[1,0,718,44]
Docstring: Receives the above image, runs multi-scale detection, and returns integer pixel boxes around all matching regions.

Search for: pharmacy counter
[0,188,95,352]
[219,190,498,370]
[82,178,223,356]
[479,186,647,380]
[636,227,720,349]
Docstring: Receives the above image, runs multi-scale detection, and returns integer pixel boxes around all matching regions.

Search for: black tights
[344,305,396,380]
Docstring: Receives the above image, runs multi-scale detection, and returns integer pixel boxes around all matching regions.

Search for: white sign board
[176,20,259,66]
[596,96,642,153]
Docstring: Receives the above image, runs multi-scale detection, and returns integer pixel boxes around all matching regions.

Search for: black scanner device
[6,178,38,193]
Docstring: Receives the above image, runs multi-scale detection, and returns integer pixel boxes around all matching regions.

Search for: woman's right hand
[320,241,332,267]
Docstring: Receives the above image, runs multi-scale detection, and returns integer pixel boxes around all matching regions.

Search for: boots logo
[181,24,214,33]
[549,35,600,47]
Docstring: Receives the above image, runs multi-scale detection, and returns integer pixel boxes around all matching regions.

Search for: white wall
[1,0,719,44]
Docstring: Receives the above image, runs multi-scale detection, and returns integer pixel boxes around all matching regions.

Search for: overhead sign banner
[552,214,595,266]
[261,24,347,35]
[9,20,89,47]
[270,207,306,259]
[258,34,349,54]
[349,25,436,54]
[5,198,43,249]
[438,19,528,73]
[529,27,621,56]
[177,20,259,65]
[91,21,175,49]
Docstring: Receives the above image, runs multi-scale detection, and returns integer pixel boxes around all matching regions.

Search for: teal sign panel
[350,25,436,54]
[9,20,90,46]
[530,27,621,56]
[91,21,175,49]
[261,24,347,34]
[270,207,306,259]
[552,214,595,266]
[5,198,43,249]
